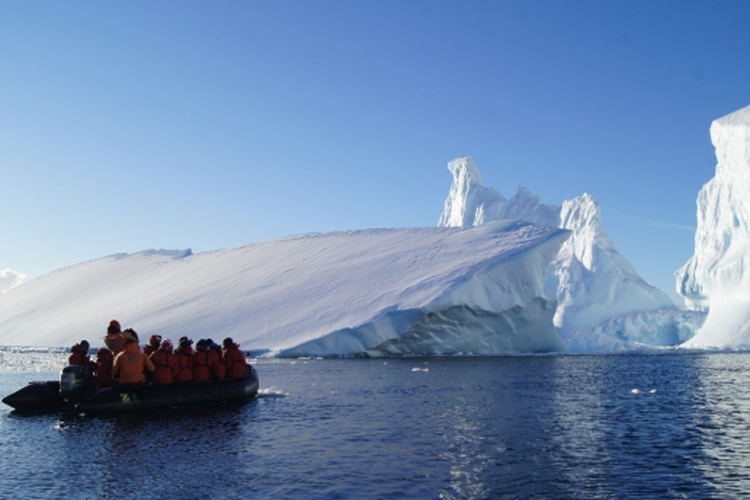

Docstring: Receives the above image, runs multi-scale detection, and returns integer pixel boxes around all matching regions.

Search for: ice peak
[439,156,504,228]
[557,193,619,271]
[447,156,484,187]
[713,104,750,129]
[560,194,602,233]
[710,104,750,178]
[437,157,683,351]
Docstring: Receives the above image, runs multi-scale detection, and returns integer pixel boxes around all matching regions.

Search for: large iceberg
[439,156,703,351]
[0,223,569,356]
[677,104,750,348]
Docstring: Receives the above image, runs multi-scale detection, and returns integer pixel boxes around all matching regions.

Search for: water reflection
[690,354,750,496]
[547,354,725,498]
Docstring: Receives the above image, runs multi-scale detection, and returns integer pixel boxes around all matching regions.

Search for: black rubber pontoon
[3,366,259,413]
[1,381,64,411]
[76,366,259,414]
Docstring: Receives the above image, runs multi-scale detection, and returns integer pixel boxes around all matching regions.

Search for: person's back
[174,340,194,383]
[208,343,225,380]
[143,335,162,357]
[223,338,247,379]
[113,339,155,386]
[91,348,114,389]
[68,340,90,368]
[104,320,126,355]
[150,340,178,385]
[192,340,212,382]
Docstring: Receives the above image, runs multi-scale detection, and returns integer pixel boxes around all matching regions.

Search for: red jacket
[174,347,194,383]
[223,344,247,378]
[92,348,114,389]
[208,347,225,380]
[68,344,90,370]
[150,349,179,385]
[142,335,162,357]
[192,348,212,382]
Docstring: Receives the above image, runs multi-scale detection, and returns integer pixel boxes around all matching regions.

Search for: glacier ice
[677,104,750,348]
[439,156,705,351]
[0,268,25,294]
[0,223,570,356]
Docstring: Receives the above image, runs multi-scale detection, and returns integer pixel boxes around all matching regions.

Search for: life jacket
[223,344,247,379]
[174,347,194,383]
[192,348,211,382]
[92,348,114,389]
[68,344,90,374]
[104,332,126,356]
[150,349,178,385]
[143,335,161,357]
[208,347,225,380]
[113,342,155,384]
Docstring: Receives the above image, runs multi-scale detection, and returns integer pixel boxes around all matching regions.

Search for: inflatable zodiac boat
[2,364,259,414]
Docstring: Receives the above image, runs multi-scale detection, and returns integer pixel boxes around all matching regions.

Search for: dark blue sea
[2,348,750,499]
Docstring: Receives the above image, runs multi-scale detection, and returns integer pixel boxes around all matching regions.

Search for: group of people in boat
[68,319,249,390]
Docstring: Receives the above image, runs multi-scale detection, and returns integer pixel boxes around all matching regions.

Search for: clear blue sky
[2,1,749,303]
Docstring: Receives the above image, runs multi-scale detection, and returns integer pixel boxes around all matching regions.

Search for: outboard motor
[60,365,88,404]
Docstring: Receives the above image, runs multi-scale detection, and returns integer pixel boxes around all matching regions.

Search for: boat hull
[2,381,65,411]
[3,367,259,413]
[77,367,259,414]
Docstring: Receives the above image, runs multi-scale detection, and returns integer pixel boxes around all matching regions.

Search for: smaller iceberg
[439,156,705,351]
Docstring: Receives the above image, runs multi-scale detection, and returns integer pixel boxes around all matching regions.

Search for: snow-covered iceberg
[677,104,750,348]
[0,223,569,356]
[439,156,703,351]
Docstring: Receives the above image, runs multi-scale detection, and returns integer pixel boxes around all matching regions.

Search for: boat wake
[257,387,289,398]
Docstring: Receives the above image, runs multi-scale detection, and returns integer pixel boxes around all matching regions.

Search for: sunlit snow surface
[0,223,569,356]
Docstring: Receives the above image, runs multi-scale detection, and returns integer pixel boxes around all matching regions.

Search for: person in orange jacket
[174,339,194,383]
[149,339,179,385]
[68,340,91,370]
[112,338,155,387]
[223,337,247,379]
[143,334,162,357]
[104,320,126,356]
[91,347,114,389]
[192,339,213,382]
[207,340,226,380]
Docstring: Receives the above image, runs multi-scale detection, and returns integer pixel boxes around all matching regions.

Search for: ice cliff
[0,223,569,356]
[439,157,703,351]
[677,104,750,348]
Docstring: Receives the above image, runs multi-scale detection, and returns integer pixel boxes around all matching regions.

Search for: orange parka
[223,343,247,379]
[68,343,90,370]
[150,348,179,385]
[92,348,114,389]
[113,342,155,384]
[105,333,124,355]
[192,346,212,382]
[174,346,194,383]
[208,346,225,380]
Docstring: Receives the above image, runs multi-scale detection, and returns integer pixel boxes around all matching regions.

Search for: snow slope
[0,223,569,356]
[677,104,750,348]
[439,156,703,351]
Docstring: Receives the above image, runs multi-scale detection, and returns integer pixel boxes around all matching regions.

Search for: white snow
[677,104,750,348]
[0,223,569,356]
[0,269,25,294]
[439,156,704,351]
